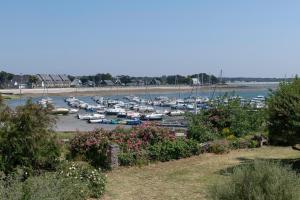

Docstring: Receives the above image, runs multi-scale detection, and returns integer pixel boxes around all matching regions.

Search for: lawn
[103,146,300,200]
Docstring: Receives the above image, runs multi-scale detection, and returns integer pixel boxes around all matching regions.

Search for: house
[49,74,64,87]
[101,80,115,86]
[37,74,54,88]
[9,75,30,88]
[149,79,161,86]
[36,74,71,88]
[114,78,123,86]
[191,78,200,86]
[84,80,95,87]
[70,79,82,87]
[59,74,71,87]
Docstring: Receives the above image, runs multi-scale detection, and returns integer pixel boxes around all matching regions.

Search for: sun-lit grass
[102,146,300,200]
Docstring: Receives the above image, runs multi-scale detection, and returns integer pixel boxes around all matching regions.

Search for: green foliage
[148,139,201,162]
[188,114,218,143]
[58,161,106,198]
[267,78,300,145]
[69,129,110,169]
[188,95,265,142]
[0,100,60,173]
[209,139,230,154]
[70,124,201,167]
[210,160,300,200]
[118,151,149,166]
[0,173,89,200]
[0,161,106,199]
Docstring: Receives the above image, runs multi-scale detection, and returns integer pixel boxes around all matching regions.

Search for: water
[7,89,271,108]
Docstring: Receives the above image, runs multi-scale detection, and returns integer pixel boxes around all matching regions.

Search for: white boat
[137,106,155,112]
[168,110,185,116]
[78,113,105,120]
[51,107,69,115]
[126,111,141,119]
[143,113,164,120]
[89,119,103,123]
[68,108,79,114]
[106,107,126,115]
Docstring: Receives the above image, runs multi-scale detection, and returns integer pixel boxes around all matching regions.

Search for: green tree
[267,77,300,145]
[0,99,60,173]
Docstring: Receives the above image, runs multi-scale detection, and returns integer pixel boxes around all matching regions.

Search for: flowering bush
[69,124,196,167]
[58,161,106,198]
[69,129,110,168]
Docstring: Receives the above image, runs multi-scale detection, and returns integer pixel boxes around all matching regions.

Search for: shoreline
[0,84,277,97]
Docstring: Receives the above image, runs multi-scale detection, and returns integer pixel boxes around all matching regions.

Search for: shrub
[188,120,218,143]
[22,173,89,200]
[209,139,230,154]
[0,173,89,200]
[148,139,201,161]
[188,95,265,140]
[267,77,300,145]
[230,138,250,149]
[0,100,61,173]
[58,161,106,198]
[118,151,149,166]
[210,160,300,200]
[69,129,110,168]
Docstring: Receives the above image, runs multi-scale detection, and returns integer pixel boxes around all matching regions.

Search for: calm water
[8,89,272,108]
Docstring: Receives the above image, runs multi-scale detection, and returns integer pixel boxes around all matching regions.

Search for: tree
[28,75,38,88]
[0,99,60,173]
[267,77,300,145]
[119,75,132,85]
[0,71,14,88]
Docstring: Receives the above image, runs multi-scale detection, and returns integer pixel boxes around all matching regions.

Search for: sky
[0,0,300,77]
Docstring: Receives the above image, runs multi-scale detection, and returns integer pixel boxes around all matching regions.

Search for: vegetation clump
[210,160,300,200]
[188,95,265,143]
[267,77,300,145]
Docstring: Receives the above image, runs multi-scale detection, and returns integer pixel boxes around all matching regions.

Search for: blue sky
[0,0,300,77]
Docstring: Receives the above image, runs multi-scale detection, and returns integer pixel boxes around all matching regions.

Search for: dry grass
[103,146,300,200]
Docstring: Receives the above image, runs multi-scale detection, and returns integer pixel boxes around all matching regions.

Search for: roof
[49,74,63,82]
[102,80,115,86]
[37,74,53,82]
[70,79,82,86]
[59,74,70,82]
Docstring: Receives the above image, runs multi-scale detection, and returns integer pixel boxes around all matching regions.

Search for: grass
[1,94,19,100]
[102,146,300,200]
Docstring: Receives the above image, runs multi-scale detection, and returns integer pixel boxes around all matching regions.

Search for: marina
[6,88,270,132]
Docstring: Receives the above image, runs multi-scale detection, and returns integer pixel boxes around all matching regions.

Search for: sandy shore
[0,84,277,97]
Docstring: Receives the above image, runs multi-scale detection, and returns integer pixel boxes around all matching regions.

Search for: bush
[118,151,149,166]
[188,119,218,143]
[58,161,106,198]
[70,124,178,168]
[209,139,230,154]
[0,100,61,173]
[267,77,300,145]
[148,139,201,161]
[69,129,110,169]
[210,160,300,200]
[188,95,265,141]
[22,173,89,200]
[0,173,89,200]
